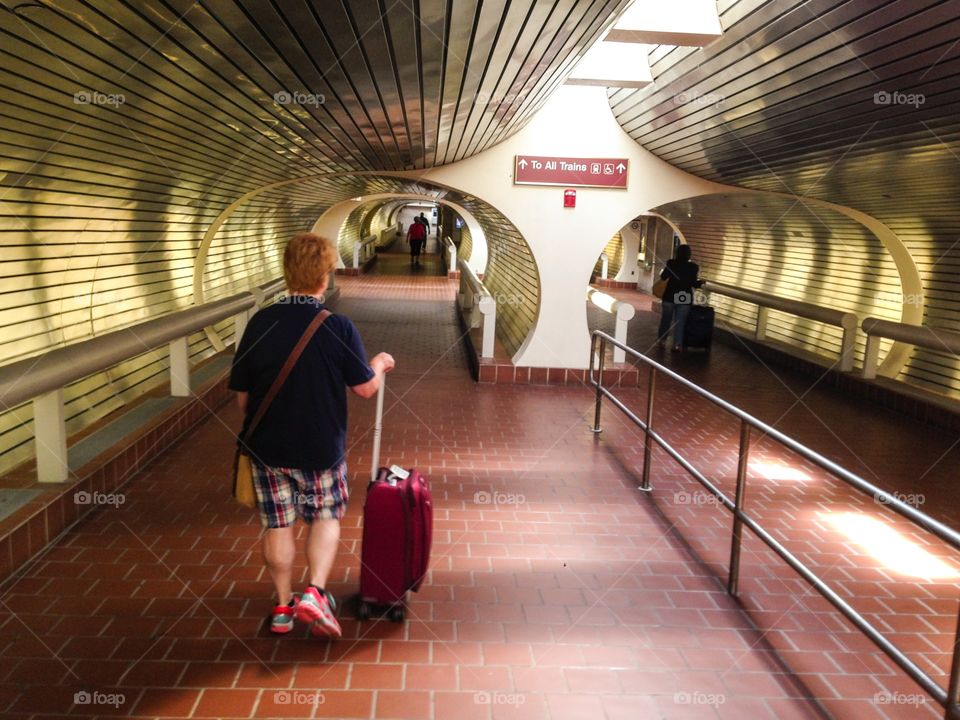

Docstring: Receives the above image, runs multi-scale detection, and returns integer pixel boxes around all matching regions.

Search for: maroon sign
[514,155,629,189]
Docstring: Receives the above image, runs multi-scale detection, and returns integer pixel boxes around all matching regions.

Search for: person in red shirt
[407,218,427,264]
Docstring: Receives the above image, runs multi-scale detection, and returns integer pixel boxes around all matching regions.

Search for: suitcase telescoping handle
[371,374,385,483]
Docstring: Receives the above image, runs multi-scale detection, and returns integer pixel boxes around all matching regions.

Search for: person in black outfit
[417,212,431,233]
[657,244,703,350]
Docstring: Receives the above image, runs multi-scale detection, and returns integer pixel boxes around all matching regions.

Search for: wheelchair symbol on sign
[603,163,614,175]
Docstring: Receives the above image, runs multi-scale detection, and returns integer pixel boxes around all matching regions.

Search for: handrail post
[449,239,457,274]
[945,605,960,720]
[839,315,857,372]
[34,389,68,483]
[727,420,752,596]
[614,307,629,364]
[600,253,609,280]
[478,296,497,358]
[169,336,190,397]
[353,243,360,270]
[862,333,881,379]
[592,335,605,434]
[755,307,769,341]
[639,366,655,491]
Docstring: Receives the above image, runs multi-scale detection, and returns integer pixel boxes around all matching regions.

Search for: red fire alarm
[563,188,576,208]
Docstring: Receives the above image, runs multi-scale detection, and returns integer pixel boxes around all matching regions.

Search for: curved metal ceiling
[1,0,628,176]
[0,0,624,361]
[610,0,960,218]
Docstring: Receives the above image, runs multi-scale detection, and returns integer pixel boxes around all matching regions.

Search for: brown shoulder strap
[243,309,331,442]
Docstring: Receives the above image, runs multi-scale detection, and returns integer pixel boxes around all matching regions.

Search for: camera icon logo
[675,291,693,305]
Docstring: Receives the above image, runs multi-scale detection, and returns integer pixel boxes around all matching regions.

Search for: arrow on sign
[518,159,528,169]
[616,162,626,173]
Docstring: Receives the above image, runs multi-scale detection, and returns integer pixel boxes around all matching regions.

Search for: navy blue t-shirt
[228,296,375,471]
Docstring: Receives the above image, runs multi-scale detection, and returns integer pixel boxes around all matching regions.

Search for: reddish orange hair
[283,233,336,293]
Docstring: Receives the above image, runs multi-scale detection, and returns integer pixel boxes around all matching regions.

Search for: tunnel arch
[193,173,536,359]
[309,193,489,275]
[650,190,917,378]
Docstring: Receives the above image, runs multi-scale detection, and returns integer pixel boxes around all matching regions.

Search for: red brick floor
[1,260,958,718]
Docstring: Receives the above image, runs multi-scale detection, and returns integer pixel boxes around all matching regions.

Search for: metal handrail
[589,329,960,717]
[378,223,399,246]
[0,278,283,411]
[457,258,496,358]
[862,317,960,380]
[0,277,284,482]
[701,280,858,372]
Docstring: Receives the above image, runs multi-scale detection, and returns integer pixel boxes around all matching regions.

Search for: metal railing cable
[589,330,960,718]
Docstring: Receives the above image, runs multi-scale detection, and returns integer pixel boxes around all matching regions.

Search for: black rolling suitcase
[684,305,714,351]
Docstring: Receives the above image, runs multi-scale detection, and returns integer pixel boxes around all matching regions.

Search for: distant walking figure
[657,244,703,351]
[418,212,431,234]
[407,217,427,264]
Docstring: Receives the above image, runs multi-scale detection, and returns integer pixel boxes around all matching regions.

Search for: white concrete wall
[311,199,365,269]
[419,85,730,367]
[614,221,642,284]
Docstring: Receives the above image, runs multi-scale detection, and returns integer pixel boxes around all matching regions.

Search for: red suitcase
[357,380,433,622]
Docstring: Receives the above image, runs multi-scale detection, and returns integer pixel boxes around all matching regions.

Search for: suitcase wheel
[356,602,371,621]
[388,605,405,623]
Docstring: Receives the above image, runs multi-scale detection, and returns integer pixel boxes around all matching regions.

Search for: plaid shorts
[250,460,349,529]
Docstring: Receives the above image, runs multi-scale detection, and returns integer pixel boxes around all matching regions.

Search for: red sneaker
[294,587,341,638]
[270,603,295,634]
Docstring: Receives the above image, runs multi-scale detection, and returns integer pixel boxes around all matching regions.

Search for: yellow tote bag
[232,450,256,508]
[652,278,668,299]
